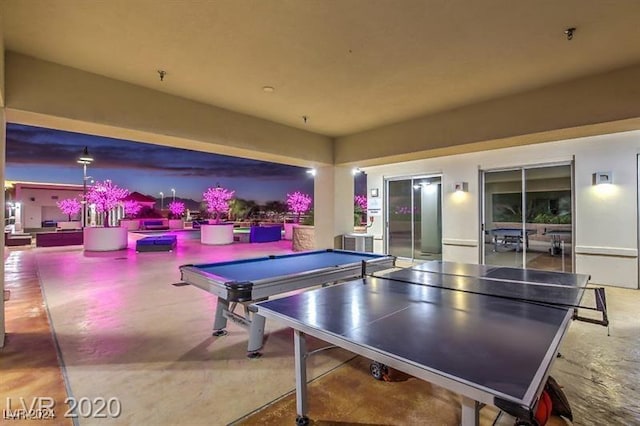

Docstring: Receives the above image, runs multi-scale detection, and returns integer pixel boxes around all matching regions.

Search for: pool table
[179,249,396,356]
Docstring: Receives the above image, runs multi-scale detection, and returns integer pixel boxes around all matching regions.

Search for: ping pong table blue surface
[255,261,589,423]
[188,249,389,283]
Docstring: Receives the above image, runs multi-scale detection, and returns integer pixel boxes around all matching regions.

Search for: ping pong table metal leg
[460,396,480,426]
[294,329,310,425]
[247,312,266,357]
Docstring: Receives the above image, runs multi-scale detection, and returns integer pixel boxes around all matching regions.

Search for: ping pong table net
[359,262,609,331]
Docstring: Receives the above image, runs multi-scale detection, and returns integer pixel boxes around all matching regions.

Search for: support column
[1,108,6,347]
[314,165,354,249]
[1,1,7,347]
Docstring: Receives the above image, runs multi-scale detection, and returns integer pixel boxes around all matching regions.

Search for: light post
[159,192,164,210]
[171,188,175,202]
[77,147,94,227]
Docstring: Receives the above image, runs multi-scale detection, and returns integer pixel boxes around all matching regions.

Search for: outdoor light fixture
[171,188,176,202]
[454,182,469,192]
[370,188,379,198]
[159,192,164,210]
[592,172,613,185]
[306,169,316,176]
[352,167,361,175]
[77,146,94,227]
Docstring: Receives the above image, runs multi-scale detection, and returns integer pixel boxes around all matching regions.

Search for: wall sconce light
[306,169,316,177]
[352,167,362,175]
[453,182,468,192]
[370,188,379,197]
[592,172,613,185]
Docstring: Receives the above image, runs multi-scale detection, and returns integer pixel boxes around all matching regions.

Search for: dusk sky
[5,123,339,204]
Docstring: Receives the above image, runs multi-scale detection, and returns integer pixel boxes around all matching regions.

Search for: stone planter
[169,219,184,230]
[292,225,315,251]
[201,223,234,245]
[120,219,140,231]
[283,222,295,240]
[57,221,81,230]
[83,226,128,251]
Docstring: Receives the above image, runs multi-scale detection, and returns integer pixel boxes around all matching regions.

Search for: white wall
[364,130,640,288]
[16,187,84,228]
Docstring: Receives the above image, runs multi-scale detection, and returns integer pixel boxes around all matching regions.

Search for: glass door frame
[384,173,443,261]
[480,160,575,269]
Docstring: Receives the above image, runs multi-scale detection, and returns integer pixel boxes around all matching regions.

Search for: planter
[120,219,140,231]
[283,222,295,240]
[292,225,315,252]
[169,219,184,230]
[83,226,128,252]
[57,221,81,230]
[201,223,234,245]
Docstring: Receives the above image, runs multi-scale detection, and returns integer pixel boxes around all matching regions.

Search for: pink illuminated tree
[56,198,82,221]
[123,200,142,218]
[286,191,313,223]
[86,180,129,227]
[354,195,367,225]
[203,186,235,224]
[168,201,186,219]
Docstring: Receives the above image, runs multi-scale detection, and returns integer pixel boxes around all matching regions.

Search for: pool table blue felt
[191,249,387,283]
[178,249,396,355]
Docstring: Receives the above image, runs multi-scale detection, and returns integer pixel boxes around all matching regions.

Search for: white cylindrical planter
[292,225,315,251]
[283,222,295,240]
[201,223,234,245]
[169,219,184,229]
[84,226,128,251]
[58,221,81,230]
[120,219,140,230]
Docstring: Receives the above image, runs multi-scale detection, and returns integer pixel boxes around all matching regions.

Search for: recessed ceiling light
[262,86,275,93]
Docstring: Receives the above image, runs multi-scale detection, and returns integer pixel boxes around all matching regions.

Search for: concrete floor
[2,232,640,425]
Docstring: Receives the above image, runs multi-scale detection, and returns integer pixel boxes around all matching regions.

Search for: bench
[136,235,177,252]
[249,226,282,243]
[5,232,32,247]
[141,220,169,230]
[35,231,83,247]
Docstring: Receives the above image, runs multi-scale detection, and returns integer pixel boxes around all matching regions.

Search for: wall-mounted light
[592,172,613,185]
[370,188,379,198]
[352,167,361,175]
[306,169,316,177]
[453,182,468,192]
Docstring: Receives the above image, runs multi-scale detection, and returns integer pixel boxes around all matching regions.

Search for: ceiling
[4,0,640,137]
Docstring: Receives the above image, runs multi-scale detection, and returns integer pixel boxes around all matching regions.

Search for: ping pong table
[489,228,537,252]
[179,249,395,356]
[255,261,591,425]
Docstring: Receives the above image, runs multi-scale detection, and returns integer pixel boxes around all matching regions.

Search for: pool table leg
[212,298,229,336]
[247,313,265,358]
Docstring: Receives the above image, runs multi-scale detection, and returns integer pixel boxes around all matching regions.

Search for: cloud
[6,124,308,179]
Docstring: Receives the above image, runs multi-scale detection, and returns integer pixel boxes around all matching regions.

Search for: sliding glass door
[387,176,442,261]
[482,163,573,272]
